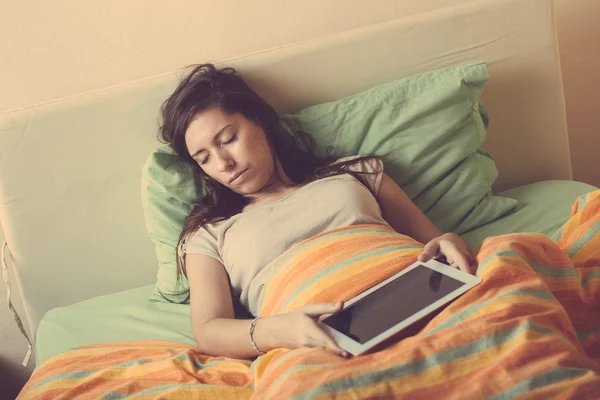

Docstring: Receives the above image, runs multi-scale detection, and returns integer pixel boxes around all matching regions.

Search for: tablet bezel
[319,258,482,356]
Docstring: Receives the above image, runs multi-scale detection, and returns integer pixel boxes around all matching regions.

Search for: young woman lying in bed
[159,64,475,360]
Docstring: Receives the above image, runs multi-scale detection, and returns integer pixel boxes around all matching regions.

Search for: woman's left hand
[418,233,477,274]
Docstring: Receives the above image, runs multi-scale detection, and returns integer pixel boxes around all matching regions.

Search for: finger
[446,249,472,274]
[418,240,440,262]
[298,301,344,317]
[311,324,349,357]
[468,253,479,274]
[440,242,471,272]
[467,253,477,268]
[466,251,476,263]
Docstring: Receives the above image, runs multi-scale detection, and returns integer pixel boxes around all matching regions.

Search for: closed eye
[199,134,236,165]
[222,134,237,145]
[199,155,210,165]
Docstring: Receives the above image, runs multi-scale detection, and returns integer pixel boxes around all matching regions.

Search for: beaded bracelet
[248,317,265,355]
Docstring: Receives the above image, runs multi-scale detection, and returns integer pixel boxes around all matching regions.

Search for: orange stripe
[265,233,407,310]
[261,231,420,316]
[283,249,420,313]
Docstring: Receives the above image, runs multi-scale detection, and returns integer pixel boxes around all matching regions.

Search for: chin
[228,182,251,195]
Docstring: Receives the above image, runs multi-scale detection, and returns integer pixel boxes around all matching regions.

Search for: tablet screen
[322,265,465,344]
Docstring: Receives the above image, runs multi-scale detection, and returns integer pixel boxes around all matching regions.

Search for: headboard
[0,0,571,341]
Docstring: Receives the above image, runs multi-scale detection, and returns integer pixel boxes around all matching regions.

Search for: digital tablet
[320,259,482,356]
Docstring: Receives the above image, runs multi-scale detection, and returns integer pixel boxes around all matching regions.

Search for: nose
[215,152,234,172]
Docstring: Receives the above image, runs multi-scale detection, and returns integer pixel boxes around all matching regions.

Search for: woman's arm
[376,173,475,273]
[187,254,348,358]
[187,253,268,358]
[376,173,442,243]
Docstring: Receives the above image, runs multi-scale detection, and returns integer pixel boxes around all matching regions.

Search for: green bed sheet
[462,180,597,250]
[35,180,597,365]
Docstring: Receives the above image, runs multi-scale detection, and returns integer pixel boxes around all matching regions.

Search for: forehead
[187,108,232,136]
[185,108,238,149]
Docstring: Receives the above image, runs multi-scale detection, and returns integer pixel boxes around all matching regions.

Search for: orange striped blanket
[19,191,600,399]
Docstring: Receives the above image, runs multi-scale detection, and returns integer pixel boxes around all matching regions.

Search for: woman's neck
[246,159,296,201]
[243,170,301,211]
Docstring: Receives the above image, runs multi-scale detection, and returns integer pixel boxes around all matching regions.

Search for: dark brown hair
[158,63,379,303]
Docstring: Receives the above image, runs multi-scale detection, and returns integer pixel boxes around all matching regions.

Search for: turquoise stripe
[577,324,600,343]
[175,352,252,369]
[528,260,581,279]
[33,359,160,389]
[102,393,130,400]
[101,383,245,398]
[487,367,589,400]
[551,224,565,242]
[257,226,406,312]
[279,244,422,312]
[577,193,589,211]
[288,321,558,399]
[274,226,393,272]
[477,249,519,274]
[582,269,600,287]
[566,220,600,259]
[113,359,152,368]
[33,355,251,390]
[552,191,594,242]
[425,288,557,337]
[33,370,96,389]
[478,248,581,280]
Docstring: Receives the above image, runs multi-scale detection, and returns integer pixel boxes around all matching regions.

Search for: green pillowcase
[280,62,518,233]
[141,62,518,303]
[141,145,201,302]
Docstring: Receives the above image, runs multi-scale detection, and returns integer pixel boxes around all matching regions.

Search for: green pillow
[141,62,518,303]
[141,145,201,302]
[280,62,518,233]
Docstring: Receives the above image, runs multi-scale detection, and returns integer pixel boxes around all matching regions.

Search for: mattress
[35,180,597,365]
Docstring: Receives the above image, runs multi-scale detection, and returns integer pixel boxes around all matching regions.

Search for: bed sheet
[462,180,597,250]
[35,285,195,365]
[35,180,597,365]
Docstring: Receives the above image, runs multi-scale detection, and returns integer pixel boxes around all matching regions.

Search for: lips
[229,169,248,184]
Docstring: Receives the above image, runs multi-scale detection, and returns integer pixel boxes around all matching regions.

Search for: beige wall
[0,0,472,114]
[2,1,598,186]
[1,0,599,394]
[3,1,598,186]
[554,0,600,188]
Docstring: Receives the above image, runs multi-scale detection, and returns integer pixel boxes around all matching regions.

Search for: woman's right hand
[259,302,350,358]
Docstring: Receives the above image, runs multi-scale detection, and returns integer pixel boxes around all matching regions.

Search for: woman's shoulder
[186,217,236,242]
[329,155,384,173]
[329,155,364,165]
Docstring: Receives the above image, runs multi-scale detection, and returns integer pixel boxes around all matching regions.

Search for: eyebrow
[190,124,232,158]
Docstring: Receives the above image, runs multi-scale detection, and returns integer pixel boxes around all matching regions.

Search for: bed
[34,180,596,365]
[1,0,599,398]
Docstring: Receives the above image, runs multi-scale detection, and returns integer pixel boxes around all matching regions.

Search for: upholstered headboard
[0,0,571,341]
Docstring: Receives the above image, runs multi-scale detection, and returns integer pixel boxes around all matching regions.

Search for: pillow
[141,145,202,302]
[141,62,518,303]
[279,62,518,234]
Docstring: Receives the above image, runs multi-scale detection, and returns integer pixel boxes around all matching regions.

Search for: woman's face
[184,107,276,195]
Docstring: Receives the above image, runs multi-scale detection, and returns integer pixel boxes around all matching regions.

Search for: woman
[159,64,475,360]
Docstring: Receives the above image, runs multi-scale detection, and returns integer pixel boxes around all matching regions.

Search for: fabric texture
[141,62,518,303]
[279,62,518,233]
[180,156,386,316]
[21,190,600,399]
[34,180,594,364]
[462,180,598,250]
[141,145,204,303]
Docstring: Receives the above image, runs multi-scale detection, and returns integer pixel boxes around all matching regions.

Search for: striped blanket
[19,191,600,399]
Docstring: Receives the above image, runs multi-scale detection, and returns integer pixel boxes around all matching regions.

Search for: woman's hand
[261,302,350,358]
[418,233,477,274]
